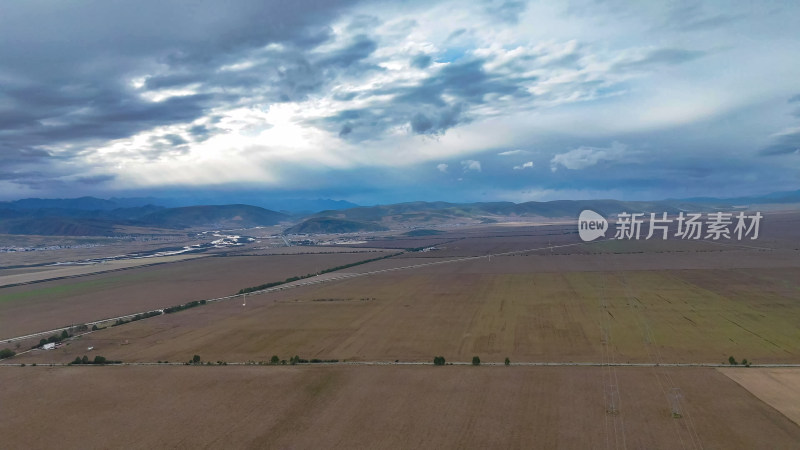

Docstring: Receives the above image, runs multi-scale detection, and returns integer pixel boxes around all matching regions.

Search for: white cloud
[550,141,628,171]
[461,160,482,172]
[498,149,528,156]
[513,161,534,170]
[437,163,449,172]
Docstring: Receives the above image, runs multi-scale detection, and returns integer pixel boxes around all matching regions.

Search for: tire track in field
[617,271,703,450]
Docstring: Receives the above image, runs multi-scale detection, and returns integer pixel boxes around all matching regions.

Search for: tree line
[236,253,402,295]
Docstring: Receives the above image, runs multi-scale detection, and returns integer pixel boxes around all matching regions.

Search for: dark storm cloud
[0,146,53,164]
[339,124,353,137]
[410,103,466,135]
[4,90,216,149]
[136,32,380,111]
[0,170,44,181]
[319,58,534,139]
[76,174,116,185]
[187,125,216,143]
[0,0,362,183]
[759,131,800,156]
[137,134,192,160]
[411,54,433,69]
[0,1,357,79]
[163,134,189,146]
[8,178,63,190]
[0,0,539,174]
[318,35,379,68]
[407,59,532,104]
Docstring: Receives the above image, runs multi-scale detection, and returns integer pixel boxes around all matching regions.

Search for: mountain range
[0,202,289,236]
[1,190,798,236]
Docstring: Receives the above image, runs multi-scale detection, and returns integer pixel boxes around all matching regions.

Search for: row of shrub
[112,310,163,327]
[243,356,339,365]
[237,253,401,295]
[434,356,511,366]
[32,323,96,349]
[185,354,341,366]
[728,356,752,367]
[104,300,209,331]
[70,355,120,365]
[164,299,206,314]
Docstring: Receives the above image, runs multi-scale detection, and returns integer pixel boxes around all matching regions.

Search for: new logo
[578,210,608,242]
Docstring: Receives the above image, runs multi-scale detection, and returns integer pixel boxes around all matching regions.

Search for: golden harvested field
[0,251,390,339]
[719,368,800,426]
[15,265,800,366]
[1,365,799,449]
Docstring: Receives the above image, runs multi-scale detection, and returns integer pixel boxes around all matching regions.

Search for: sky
[1,0,799,205]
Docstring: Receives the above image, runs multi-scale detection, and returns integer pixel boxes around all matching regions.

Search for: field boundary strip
[3,361,800,368]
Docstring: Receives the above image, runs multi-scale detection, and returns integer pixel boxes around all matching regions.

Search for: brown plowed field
[0,252,390,339]
[4,218,800,449]
[13,266,800,366]
[1,365,798,449]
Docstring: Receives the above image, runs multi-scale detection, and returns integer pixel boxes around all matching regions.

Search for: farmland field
[720,368,800,426]
[1,365,799,449]
[2,217,800,449]
[0,251,391,339]
[12,265,800,366]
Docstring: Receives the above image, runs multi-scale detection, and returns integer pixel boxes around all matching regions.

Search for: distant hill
[313,199,686,225]
[404,229,445,236]
[138,205,289,229]
[0,217,118,236]
[671,189,800,206]
[0,204,161,236]
[0,196,163,211]
[3,190,799,236]
[258,198,359,214]
[0,203,288,235]
[0,196,359,215]
[285,217,388,234]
